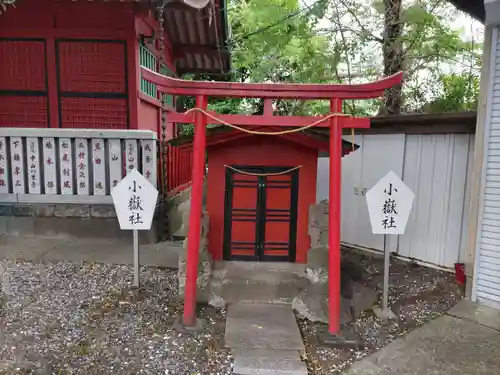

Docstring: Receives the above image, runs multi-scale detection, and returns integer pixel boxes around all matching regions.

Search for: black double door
[223,165,299,262]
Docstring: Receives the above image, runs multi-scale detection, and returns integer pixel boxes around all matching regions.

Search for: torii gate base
[142,68,403,342]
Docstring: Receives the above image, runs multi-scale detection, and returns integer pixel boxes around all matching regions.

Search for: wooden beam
[142,68,404,99]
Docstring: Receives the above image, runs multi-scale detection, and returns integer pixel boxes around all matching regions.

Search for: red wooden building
[175,127,356,264]
[0,0,230,191]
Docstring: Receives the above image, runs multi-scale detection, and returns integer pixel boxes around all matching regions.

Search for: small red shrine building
[174,127,356,264]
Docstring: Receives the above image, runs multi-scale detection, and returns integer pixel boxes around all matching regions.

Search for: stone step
[225,303,305,351]
[233,354,307,375]
[232,348,303,361]
[219,281,302,304]
[214,261,305,284]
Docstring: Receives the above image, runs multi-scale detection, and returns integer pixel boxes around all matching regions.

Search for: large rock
[293,282,378,325]
[177,211,212,303]
[166,187,192,237]
[308,201,329,248]
[293,284,353,325]
[305,246,329,283]
[306,246,364,298]
[298,244,376,326]
[166,180,208,238]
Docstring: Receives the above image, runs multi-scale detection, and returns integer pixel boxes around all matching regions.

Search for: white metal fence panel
[0,128,157,204]
[474,27,500,309]
[399,134,472,269]
[316,133,473,270]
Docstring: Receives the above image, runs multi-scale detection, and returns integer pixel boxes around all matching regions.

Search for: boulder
[177,203,209,238]
[293,282,378,325]
[305,246,364,297]
[166,179,208,238]
[292,284,353,325]
[308,201,329,248]
[297,245,377,326]
[305,246,329,284]
[177,212,212,303]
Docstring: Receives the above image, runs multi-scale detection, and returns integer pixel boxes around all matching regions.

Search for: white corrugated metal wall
[317,133,474,270]
[398,134,474,269]
[473,27,500,309]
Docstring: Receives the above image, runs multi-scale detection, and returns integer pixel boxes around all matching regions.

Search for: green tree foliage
[422,73,480,112]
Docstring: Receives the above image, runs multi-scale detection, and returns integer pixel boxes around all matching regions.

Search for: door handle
[360,188,367,196]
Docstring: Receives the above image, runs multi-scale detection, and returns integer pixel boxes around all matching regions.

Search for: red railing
[166,145,193,194]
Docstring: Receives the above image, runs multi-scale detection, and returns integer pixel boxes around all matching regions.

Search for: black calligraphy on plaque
[127,143,135,171]
[76,141,88,191]
[142,142,154,183]
[128,180,144,225]
[0,139,7,192]
[29,140,38,191]
[0,159,5,189]
[382,183,397,230]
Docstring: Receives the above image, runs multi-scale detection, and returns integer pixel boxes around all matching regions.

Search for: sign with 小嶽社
[366,170,415,235]
[366,170,415,320]
[111,169,158,231]
[111,169,158,288]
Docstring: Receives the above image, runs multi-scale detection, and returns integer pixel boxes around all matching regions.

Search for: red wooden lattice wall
[56,40,128,129]
[0,39,49,128]
[166,145,193,193]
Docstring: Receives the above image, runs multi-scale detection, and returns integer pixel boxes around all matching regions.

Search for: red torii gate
[141,68,403,337]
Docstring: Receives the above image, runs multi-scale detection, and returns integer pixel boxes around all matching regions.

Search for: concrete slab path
[226,302,307,375]
[343,300,500,375]
[0,235,182,268]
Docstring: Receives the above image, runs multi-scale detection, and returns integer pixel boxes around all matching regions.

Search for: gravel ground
[299,251,463,374]
[0,260,232,375]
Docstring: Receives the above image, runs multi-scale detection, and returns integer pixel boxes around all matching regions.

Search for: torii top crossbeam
[142,69,403,99]
[141,68,403,130]
[140,67,403,339]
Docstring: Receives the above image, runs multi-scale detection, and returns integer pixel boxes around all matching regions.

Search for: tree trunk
[380,0,404,116]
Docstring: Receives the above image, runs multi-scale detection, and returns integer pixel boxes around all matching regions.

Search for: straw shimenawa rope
[184,107,358,152]
[184,107,351,135]
[225,165,302,176]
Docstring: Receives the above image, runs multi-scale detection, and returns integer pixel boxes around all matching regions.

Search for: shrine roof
[170,125,359,156]
[160,0,231,75]
[447,0,484,21]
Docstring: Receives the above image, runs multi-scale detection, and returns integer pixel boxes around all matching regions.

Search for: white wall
[398,134,474,269]
[473,26,500,309]
[316,133,474,270]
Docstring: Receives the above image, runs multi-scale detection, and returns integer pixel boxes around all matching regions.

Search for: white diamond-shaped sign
[111,169,158,230]
[366,170,414,235]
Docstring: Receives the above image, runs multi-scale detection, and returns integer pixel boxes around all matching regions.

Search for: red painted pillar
[328,99,342,335]
[183,95,208,326]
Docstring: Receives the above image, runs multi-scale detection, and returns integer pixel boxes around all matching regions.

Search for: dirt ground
[0,252,462,375]
[299,251,463,374]
[0,260,231,375]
